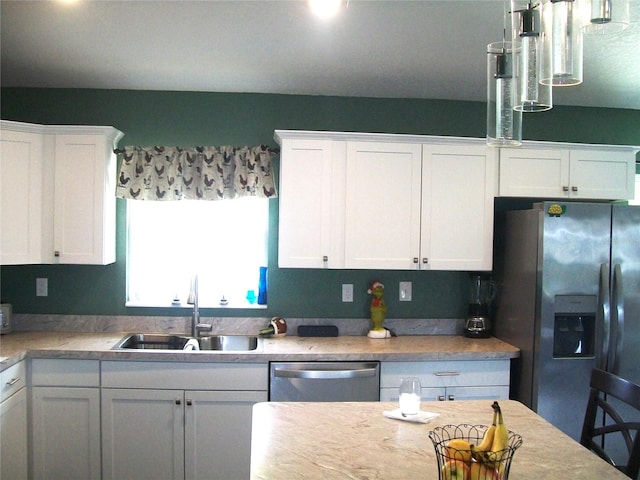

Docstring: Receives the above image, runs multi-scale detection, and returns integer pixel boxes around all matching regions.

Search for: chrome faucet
[187,275,212,338]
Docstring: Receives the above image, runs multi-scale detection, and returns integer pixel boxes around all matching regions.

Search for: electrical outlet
[36,278,48,297]
[342,284,354,302]
[399,281,412,302]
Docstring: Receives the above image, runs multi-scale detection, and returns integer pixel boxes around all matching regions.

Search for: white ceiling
[1,0,639,110]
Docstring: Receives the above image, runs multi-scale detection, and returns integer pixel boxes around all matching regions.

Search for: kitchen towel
[382,408,440,424]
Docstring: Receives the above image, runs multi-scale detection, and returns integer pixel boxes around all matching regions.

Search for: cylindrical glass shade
[582,0,630,34]
[487,41,523,146]
[511,1,553,111]
[540,0,584,86]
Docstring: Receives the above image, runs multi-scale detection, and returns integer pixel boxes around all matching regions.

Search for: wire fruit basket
[429,424,523,480]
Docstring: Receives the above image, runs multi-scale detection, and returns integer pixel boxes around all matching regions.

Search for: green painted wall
[1,88,639,319]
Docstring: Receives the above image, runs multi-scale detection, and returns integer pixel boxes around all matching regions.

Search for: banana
[491,401,509,453]
[482,401,509,467]
[471,405,496,461]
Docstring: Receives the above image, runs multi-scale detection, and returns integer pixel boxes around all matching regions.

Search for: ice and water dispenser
[553,295,596,358]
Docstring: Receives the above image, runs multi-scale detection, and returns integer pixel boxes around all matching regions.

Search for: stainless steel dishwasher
[269,361,380,401]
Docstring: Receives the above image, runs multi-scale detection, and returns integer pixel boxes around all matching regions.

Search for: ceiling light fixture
[308,0,343,19]
[487,3,522,146]
[582,0,630,34]
[512,1,553,111]
[487,41,523,146]
[540,0,584,86]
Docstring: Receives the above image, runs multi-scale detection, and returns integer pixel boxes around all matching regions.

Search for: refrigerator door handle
[598,263,611,371]
[610,264,624,375]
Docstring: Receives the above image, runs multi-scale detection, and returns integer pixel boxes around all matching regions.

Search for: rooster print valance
[115,145,277,201]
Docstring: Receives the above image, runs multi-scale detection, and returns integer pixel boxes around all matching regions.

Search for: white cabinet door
[499,148,570,198]
[278,138,345,268]
[570,148,635,200]
[0,388,28,480]
[422,144,497,271]
[0,127,44,264]
[102,388,184,480]
[344,141,422,269]
[185,390,267,480]
[54,133,117,264]
[32,386,101,480]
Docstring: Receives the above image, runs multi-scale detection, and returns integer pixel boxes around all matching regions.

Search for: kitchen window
[126,197,269,307]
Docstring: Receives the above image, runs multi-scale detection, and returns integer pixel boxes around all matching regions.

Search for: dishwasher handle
[273,365,378,380]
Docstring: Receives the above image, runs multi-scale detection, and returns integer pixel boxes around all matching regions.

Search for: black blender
[464,274,497,338]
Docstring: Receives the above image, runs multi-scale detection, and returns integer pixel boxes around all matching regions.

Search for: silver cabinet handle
[413,257,419,264]
[434,371,460,377]
[448,394,455,401]
[175,399,181,405]
[322,255,328,262]
[563,186,569,192]
[6,377,20,386]
[438,395,445,401]
[273,366,378,380]
[571,186,578,192]
[422,258,428,264]
[186,399,193,406]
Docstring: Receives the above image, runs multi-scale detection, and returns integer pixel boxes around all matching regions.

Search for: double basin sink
[114,333,259,352]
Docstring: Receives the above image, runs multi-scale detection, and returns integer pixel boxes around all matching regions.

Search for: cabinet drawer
[1,361,26,401]
[380,360,510,388]
[381,385,509,402]
[101,361,268,390]
[31,359,100,387]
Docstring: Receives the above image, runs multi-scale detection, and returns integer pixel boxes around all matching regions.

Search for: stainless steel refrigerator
[493,201,640,449]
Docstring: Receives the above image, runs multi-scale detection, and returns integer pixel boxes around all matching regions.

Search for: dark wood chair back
[580,368,640,479]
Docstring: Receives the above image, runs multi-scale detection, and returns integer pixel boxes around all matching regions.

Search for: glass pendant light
[511,1,553,111]
[487,41,523,146]
[540,0,584,86]
[582,0,630,34]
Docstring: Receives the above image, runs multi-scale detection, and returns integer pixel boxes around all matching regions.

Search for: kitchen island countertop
[0,331,518,371]
[250,400,628,480]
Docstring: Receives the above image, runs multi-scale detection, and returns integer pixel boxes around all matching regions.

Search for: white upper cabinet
[499,145,636,200]
[0,121,123,265]
[422,144,497,271]
[1,125,45,264]
[53,131,120,264]
[276,136,345,268]
[344,141,422,269]
[343,141,496,270]
[276,131,497,271]
[276,130,636,271]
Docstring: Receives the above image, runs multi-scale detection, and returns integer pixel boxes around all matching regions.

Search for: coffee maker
[464,274,496,338]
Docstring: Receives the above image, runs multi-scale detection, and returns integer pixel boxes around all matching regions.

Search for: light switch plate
[342,284,354,302]
[36,278,48,297]
[399,281,412,302]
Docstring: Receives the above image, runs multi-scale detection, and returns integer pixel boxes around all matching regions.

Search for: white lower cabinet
[379,360,510,402]
[31,359,101,480]
[101,361,268,480]
[1,361,28,480]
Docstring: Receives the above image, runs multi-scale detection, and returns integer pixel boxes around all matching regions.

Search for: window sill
[125,300,268,310]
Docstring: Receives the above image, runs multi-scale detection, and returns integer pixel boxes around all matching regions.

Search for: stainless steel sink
[198,335,259,351]
[114,333,191,350]
[114,333,259,352]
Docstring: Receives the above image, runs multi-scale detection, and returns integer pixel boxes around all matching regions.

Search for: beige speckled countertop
[250,400,628,480]
[0,331,519,371]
